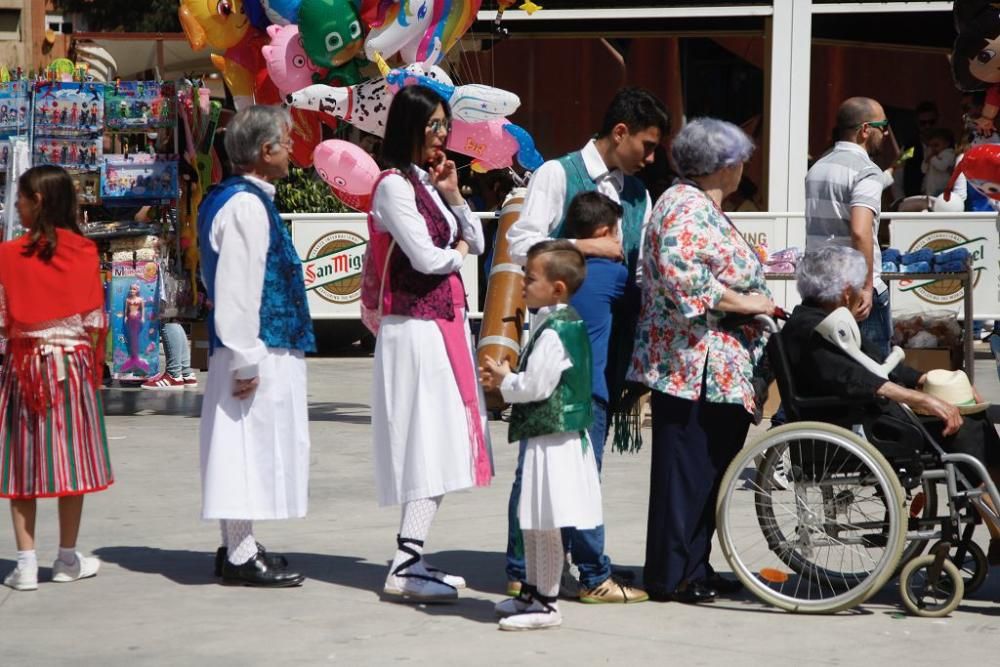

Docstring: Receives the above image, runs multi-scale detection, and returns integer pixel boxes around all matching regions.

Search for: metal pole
[964,262,975,382]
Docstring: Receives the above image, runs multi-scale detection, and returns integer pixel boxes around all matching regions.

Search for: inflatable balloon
[298,0,365,84]
[951,2,1000,133]
[448,118,520,171]
[286,65,453,136]
[313,139,381,211]
[262,24,329,96]
[244,0,272,30]
[261,0,301,25]
[179,0,251,51]
[945,143,1000,200]
[288,65,519,135]
[364,0,482,67]
[385,67,520,122]
[502,122,544,171]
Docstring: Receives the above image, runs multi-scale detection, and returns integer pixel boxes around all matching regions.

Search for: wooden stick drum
[477,188,527,410]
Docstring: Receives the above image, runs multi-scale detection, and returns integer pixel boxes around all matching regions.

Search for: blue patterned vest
[554,150,648,276]
[198,176,317,354]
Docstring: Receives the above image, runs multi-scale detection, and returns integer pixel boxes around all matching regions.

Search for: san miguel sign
[302,231,367,304]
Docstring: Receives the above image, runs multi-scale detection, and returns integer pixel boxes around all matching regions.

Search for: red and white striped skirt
[0,345,113,498]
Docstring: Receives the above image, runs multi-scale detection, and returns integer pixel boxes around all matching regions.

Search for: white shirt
[500,304,572,403]
[208,174,273,380]
[371,164,484,273]
[506,140,653,266]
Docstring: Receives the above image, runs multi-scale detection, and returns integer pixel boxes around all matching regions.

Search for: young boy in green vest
[503,87,668,602]
[481,240,604,631]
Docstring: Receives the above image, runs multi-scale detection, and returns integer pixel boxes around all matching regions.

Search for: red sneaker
[141,373,186,390]
[183,373,198,388]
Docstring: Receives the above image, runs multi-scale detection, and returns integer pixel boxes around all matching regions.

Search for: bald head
[835,97,883,141]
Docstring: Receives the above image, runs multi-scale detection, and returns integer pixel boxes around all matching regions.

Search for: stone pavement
[3,355,1000,666]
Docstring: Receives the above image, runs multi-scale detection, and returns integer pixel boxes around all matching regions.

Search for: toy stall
[0,71,211,383]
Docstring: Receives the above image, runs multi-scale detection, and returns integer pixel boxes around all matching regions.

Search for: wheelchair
[715,314,1000,616]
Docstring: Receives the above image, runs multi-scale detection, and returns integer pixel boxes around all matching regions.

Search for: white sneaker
[498,599,562,631]
[383,569,458,602]
[51,553,100,583]
[495,593,533,618]
[421,560,466,589]
[3,566,38,591]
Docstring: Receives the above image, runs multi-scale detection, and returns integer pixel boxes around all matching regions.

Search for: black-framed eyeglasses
[426,119,452,135]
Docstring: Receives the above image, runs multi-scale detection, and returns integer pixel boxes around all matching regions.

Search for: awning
[70,32,223,84]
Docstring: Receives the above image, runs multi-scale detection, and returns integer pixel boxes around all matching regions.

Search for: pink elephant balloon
[262,23,328,97]
[313,139,380,211]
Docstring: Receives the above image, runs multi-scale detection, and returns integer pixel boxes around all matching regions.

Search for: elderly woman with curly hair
[630,118,776,604]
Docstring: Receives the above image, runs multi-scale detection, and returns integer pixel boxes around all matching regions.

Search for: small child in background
[481,240,603,630]
[922,127,956,197]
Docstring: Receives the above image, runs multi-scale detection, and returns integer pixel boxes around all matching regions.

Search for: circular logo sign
[905,230,980,305]
[304,231,366,304]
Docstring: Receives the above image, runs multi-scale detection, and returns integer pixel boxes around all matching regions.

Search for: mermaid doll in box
[119,282,150,374]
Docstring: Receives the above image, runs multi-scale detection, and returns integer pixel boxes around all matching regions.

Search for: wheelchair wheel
[899,554,964,617]
[930,540,988,595]
[717,422,907,614]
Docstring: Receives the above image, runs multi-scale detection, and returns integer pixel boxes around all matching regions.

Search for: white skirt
[519,431,603,531]
[371,313,491,506]
[200,347,310,520]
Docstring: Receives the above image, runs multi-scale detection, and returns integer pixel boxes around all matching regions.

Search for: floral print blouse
[628,183,771,415]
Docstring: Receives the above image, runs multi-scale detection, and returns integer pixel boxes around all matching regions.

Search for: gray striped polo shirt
[805,141,886,293]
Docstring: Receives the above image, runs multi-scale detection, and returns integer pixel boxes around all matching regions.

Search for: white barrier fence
[286,211,1000,322]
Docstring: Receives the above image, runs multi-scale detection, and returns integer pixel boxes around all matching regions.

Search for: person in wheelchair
[783,245,1000,562]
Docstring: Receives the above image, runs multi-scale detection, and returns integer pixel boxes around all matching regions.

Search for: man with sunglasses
[805,96,894,357]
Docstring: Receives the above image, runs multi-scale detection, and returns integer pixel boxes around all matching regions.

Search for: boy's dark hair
[597,87,670,138]
[563,191,622,240]
[526,239,587,296]
[380,86,452,170]
[927,127,955,146]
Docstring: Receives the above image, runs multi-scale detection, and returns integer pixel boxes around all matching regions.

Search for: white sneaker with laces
[52,553,100,583]
[4,566,38,591]
[498,599,562,631]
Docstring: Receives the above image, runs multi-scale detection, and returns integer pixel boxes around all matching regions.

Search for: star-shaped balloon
[521,1,542,14]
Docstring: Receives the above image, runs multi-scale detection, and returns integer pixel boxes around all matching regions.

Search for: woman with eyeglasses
[367,85,490,603]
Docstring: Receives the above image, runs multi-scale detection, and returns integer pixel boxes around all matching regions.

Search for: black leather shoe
[704,573,743,595]
[669,581,717,604]
[214,543,289,577]
[220,553,304,587]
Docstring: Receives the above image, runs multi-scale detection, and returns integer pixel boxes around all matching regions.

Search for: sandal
[383,535,457,602]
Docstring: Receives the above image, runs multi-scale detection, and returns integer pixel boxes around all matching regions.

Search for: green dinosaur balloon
[299,0,365,85]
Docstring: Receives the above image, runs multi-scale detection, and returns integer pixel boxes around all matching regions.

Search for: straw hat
[922,369,989,415]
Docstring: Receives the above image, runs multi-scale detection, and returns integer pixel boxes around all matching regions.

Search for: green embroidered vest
[508,307,593,443]
[554,150,648,275]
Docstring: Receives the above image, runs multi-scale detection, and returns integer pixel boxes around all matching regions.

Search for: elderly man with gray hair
[630,117,776,603]
[197,105,316,587]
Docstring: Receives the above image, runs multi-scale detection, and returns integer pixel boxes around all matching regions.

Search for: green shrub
[275,166,352,214]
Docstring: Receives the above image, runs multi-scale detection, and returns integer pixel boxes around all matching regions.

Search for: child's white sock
[17,549,37,571]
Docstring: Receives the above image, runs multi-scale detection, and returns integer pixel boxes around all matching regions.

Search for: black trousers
[643,390,751,595]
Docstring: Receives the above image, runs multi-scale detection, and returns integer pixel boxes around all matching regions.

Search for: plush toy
[951,1,1000,133]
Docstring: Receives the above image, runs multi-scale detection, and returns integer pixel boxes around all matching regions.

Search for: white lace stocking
[221,520,256,566]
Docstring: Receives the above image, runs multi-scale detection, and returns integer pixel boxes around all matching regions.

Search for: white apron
[200,347,310,520]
